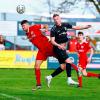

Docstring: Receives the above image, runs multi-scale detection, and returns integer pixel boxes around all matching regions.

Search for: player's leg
[55,47,79,84]
[34,60,43,86]
[65,58,78,72]
[34,51,47,88]
[46,47,78,87]
[77,67,83,87]
[46,63,76,80]
[80,59,100,78]
[45,64,78,87]
[82,69,100,78]
[65,58,79,85]
[58,49,79,85]
[77,67,100,87]
[46,64,65,88]
[87,72,100,78]
[77,58,87,88]
[46,60,78,87]
[32,60,43,91]
[64,57,79,84]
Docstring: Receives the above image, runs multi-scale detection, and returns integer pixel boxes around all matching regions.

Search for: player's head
[21,20,30,32]
[53,14,61,26]
[72,35,76,39]
[78,31,84,41]
[0,35,4,44]
[86,36,91,42]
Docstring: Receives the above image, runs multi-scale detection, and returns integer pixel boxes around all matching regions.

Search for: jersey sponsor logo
[64,27,67,31]
[59,32,66,35]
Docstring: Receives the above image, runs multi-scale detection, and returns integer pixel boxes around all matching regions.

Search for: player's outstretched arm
[72,25,91,30]
[87,48,94,63]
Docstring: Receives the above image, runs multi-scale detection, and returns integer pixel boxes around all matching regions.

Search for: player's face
[78,34,84,41]
[21,23,29,32]
[86,36,90,42]
[0,36,4,42]
[53,16,61,26]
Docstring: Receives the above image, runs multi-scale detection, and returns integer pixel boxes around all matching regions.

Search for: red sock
[78,76,82,87]
[87,72,99,78]
[35,68,41,86]
[71,64,78,72]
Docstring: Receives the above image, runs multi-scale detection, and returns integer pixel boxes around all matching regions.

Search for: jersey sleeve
[65,23,72,29]
[86,43,92,51]
[34,24,41,29]
[86,42,92,50]
[50,28,55,37]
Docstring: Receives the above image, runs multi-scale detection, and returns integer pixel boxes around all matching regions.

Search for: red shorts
[78,57,87,69]
[36,51,47,60]
[36,43,56,60]
[36,50,56,60]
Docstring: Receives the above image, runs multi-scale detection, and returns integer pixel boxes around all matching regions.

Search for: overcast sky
[0,0,99,17]
[0,0,60,13]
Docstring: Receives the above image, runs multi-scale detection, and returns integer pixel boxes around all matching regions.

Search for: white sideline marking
[0,93,22,100]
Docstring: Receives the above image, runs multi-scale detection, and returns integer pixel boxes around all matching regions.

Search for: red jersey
[76,41,91,58]
[76,41,92,68]
[69,39,77,52]
[26,25,54,57]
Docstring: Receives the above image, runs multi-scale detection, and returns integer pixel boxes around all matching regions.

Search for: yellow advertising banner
[0,50,47,69]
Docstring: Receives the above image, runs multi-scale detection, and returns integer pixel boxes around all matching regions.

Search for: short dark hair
[53,14,59,18]
[21,20,29,25]
[78,31,84,35]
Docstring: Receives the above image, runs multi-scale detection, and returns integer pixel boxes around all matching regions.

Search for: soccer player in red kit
[76,32,100,87]
[21,20,78,89]
[68,36,77,52]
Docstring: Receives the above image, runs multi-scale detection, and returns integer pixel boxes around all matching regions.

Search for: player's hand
[86,25,92,29]
[66,50,69,53]
[58,45,66,50]
[87,57,91,63]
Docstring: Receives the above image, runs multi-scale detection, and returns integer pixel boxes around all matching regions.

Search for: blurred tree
[88,0,100,13]
[50,0,100,14]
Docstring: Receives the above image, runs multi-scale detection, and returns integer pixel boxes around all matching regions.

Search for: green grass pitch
[0,69,100,100]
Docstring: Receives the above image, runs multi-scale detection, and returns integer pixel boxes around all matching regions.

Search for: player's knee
[65,58,72,64]
[60,65,66,70]
[82,72,87,76]
[34,64,40,69]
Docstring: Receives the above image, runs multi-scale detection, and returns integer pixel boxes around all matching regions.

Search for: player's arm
[72,25,91,30]
[66,40,70,53]
[87,47,94,63]
[50,37,66,50]
[50,37,59,47]
[88,48,94,62]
